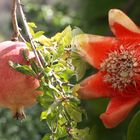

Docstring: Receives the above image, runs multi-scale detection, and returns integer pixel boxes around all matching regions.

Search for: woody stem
[11,0,19,41]
[17,0,44,69]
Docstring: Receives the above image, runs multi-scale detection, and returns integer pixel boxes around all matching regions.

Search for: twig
[11,0,29,42]
[17,0,44,69]
[19,31,26,42]
[11,0,19,41]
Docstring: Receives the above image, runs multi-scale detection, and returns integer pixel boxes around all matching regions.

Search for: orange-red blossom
[73,9,140,128]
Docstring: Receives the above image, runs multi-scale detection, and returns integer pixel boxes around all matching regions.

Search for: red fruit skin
[0,41,42,118]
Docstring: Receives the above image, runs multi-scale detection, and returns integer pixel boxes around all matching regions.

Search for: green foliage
[127,111,140,140]
[0,106,46,140]
[37,26,90,139]
[70,127,91,140]
[10,24,90,139]
[9,61,36,76]
[72,52,88,81]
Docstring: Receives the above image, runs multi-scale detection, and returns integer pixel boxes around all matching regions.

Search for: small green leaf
[30,61,41,74]
[59,68,74,81]
[37,35,52,46]
[34,31,45,38]
[21,50,29,61]
[72,84,81,97]
[29,26,35,36]
[72,27,84,37]
[70,128,91,140]
[28,22,37,28]
[52,26,72,47]
[72,53,88,81]
[41,99,62,120]
[42,134,51,140]
[65,104,82,123]
[127,111,140,140]
[36,45,44,51]
[9,61,36,76]
[61,25,72,46]
[41,111,48,120]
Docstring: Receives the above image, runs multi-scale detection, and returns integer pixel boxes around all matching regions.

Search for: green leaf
[9,61,36,76]
[127,111,140,140]
[36,45,44,51]
[37,35,52,46]
[59,68,74,81]
[41,111,48,120]
[28,22,37,28]
[61,25,72,46]
[56,124,68,139]
[30,61,41,74]
[21,50,29,61]
[29,26,35,36]
[52,26,72,47]
[72,27,84,37]
[41,99,62,120]
[34,31,45,38]
[72,53,88,81]
[65,103,82,123]
[72,84,81,97]
[70,128,91,140]
[42,134,51,140]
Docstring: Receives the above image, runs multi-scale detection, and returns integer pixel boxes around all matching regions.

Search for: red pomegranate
[0,41,42,119]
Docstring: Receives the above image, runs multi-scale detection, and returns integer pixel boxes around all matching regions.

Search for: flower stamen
[100,45,139,90]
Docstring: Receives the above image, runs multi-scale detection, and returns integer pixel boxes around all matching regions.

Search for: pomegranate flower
[73,9,140,128]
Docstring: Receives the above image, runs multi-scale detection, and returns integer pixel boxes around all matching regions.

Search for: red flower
[73,9,140,128]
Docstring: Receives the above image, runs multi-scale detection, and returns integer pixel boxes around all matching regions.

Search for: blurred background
[0,0,140,140]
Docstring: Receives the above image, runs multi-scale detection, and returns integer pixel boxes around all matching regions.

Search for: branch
[11,0,19,41]
[11,0,26,42]
[17,0,44,69]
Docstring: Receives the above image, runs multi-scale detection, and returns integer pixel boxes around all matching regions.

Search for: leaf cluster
[10,24,90,140]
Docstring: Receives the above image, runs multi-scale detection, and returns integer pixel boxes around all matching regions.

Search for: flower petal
[73,34,119,69]
[100,97,140,128]
[78,72,116,99]
[109,9,140,39]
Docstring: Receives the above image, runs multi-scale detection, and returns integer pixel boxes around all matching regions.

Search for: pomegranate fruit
[0,41,42,119]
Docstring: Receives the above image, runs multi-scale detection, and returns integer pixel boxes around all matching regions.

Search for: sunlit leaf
[65,103,82,123]
[37,35,52,46]
[70,128,91,140]
[42,134,51,140]
[41,99,62,120]
[72,53,88,80]
[72,27,84,37]
[28,22,37,28]
[34,31,45,38]
[72,84,81,97]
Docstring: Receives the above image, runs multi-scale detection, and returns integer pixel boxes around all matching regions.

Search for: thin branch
[17,0,44,69]
[19,31,26,42]
[11,0,26,42]
[11,0,19,41]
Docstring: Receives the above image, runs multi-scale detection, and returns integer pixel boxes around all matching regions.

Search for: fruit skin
[0,41,42,119]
